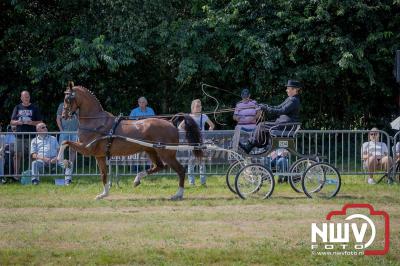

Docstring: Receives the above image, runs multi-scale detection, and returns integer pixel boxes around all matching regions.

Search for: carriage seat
[269,122,301,138]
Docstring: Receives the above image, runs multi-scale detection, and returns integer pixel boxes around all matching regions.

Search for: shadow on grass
[107,196,239,203]
[334,194,366,199]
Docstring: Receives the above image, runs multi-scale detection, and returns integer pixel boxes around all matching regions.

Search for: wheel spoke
[289,158,317,193]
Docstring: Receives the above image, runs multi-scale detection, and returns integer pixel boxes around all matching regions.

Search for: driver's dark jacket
[260,95,300,123]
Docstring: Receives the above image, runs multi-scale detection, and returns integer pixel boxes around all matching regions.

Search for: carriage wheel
[288,158,318,193]
[226,159,254,194]
[234,164,275,199]
[301,162,341,198]
[225,161,243,194]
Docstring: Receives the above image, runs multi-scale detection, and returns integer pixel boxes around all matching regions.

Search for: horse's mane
[74,86,104,111]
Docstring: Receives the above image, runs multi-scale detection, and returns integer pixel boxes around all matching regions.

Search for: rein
[73,106,259,121]
[75,107,237,120]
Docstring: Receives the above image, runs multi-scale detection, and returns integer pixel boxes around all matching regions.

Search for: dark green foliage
[1,0,399,130]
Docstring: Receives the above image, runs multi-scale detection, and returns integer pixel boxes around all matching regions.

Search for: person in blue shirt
[56,102,78,170]
[129,96,155,119]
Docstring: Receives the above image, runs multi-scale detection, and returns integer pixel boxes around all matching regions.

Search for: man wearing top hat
[239,79,302,154]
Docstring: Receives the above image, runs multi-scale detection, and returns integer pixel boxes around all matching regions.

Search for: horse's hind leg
[95,156,110,200]
[158,151,186,200]
[133,149,165,187]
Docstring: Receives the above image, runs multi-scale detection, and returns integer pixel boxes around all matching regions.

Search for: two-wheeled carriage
[225,122,341,199]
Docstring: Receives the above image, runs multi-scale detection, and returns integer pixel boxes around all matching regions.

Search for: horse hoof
[170,195,183,201]
[95,194,105,200]
[63,160,72,168]
[133,180,141,187]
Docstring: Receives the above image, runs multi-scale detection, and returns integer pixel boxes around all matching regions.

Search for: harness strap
[106,114,124,160]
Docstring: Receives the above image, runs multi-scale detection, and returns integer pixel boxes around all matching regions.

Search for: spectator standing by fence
[10,91,43,179]
[179,99,215,186]
[56,101,78,169]
[129,96,155,119]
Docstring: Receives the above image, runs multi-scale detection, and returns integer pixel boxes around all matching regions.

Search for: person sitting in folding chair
[361,128,392,184]
[239,79,302,154]
[394,141,400,162]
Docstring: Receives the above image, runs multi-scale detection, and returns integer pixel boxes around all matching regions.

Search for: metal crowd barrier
[0,130,395,180]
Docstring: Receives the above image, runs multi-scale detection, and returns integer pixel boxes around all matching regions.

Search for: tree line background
[1,0,400,131]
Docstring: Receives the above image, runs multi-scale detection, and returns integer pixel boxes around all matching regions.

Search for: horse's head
[62,81,78,119]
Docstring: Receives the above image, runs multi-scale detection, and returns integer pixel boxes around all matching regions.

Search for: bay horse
[57,82,202,200]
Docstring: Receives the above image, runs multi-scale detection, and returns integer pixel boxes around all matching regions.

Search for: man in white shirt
[361,128,392,184]
[30,123,72,185]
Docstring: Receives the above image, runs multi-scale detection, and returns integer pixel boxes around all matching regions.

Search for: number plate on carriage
[278,141,289,148]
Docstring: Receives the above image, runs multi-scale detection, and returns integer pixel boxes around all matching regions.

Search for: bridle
[63,87,76,118]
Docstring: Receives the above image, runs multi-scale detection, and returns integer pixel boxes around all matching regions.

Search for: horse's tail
[183,115,203,158]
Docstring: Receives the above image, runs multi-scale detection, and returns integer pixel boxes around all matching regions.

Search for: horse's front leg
[58,141,91,161]
[57,141,68,161]
[95,156,110,200]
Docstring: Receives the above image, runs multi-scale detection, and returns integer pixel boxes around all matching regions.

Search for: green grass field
[0,175,399,265]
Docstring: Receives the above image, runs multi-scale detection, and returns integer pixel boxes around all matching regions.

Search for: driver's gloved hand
[259,104,268,111]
